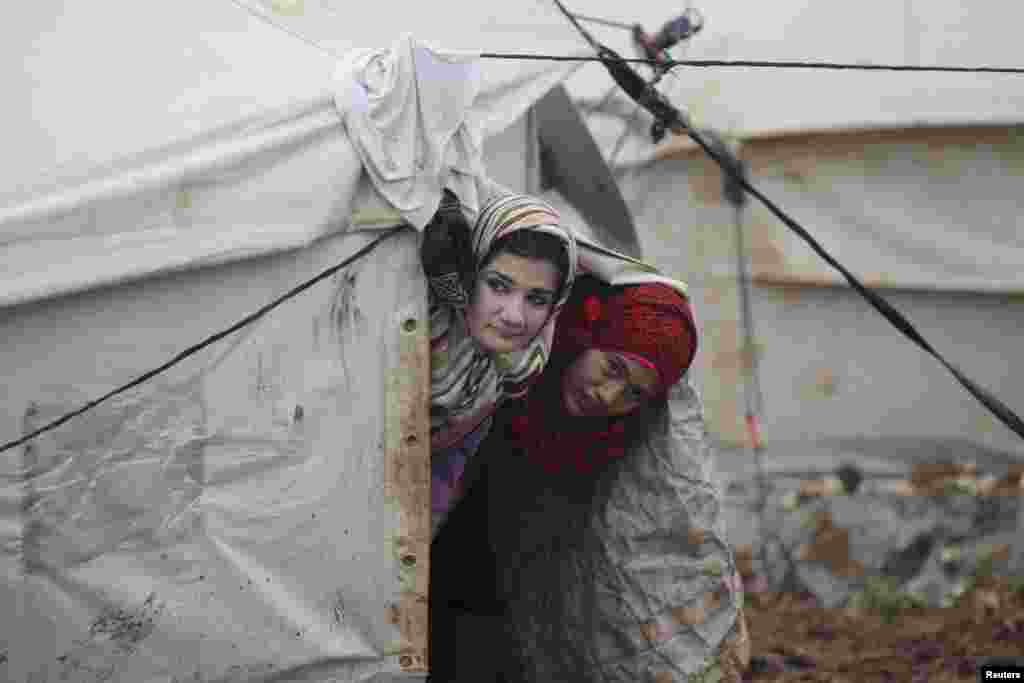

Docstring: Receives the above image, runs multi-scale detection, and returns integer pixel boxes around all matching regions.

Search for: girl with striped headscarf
[422,187,577,539]
[431,243,751,682]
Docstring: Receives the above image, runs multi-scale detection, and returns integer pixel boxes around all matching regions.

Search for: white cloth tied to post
[334,34,488,230]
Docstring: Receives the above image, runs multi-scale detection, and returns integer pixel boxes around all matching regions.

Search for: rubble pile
[734,460,1023,608]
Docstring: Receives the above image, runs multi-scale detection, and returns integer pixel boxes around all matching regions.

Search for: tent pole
[718,137,773,587]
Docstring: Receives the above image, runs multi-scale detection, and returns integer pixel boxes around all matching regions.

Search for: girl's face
[561,349,660,417]
[465,251,559,355]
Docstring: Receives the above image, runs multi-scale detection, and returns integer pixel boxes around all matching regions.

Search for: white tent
[1,2,591,681]
[567,0,1024,150]
[552,0,1024,461]
[618,133,1024,461]
[6,0,1023,679]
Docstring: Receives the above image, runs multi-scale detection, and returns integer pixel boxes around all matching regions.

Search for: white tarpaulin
[617,134,1024,455]
[744,141,1024,293]
[567,0,1024,149]
[632,131,1024,294]
[1,2,588,681]
[1,0,587,309]
[5,228,433,683]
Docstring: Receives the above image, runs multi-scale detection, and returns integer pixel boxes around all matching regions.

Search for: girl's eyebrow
[486,270,555,297]
[611,354,634,383]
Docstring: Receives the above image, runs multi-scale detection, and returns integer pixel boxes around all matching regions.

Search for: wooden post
[383,229,432,675]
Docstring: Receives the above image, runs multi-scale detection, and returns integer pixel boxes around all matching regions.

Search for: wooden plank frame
[382,226,432,676]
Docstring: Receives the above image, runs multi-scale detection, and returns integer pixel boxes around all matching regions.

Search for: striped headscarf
[429,192,578,452]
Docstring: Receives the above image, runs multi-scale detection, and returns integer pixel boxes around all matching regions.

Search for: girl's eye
[528,295,552,307]
[487,278,509,293]
[609,357,645,402]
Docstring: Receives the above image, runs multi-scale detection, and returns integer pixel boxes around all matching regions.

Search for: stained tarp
[618,130,1024,454]
[1,2,589,681]
[3,228,432,682]
[483,378,745,681]
[0,0,587,309]
[663,129,1024,294]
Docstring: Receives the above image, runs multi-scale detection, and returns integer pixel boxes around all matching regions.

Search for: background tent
[548,0,1024,464]
[0,2,590,681]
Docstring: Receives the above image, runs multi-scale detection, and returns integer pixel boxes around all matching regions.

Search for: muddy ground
[742,574,1024,682]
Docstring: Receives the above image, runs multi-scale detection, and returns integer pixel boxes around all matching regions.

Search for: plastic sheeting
[484,378,744,681]
[2,228,431,682]
[0,4,745,681]
[2,0,586,189]
[0,5,589,680]
[731,131,1024,293]
[1,0,586,309]
[624,128,1024,293]
[565,0,1024,159]
[619,132,1024,452]
[0,110,548,683]
[0,96,361,309]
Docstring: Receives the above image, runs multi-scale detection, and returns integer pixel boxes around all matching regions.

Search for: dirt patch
[742,575,1024,682]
